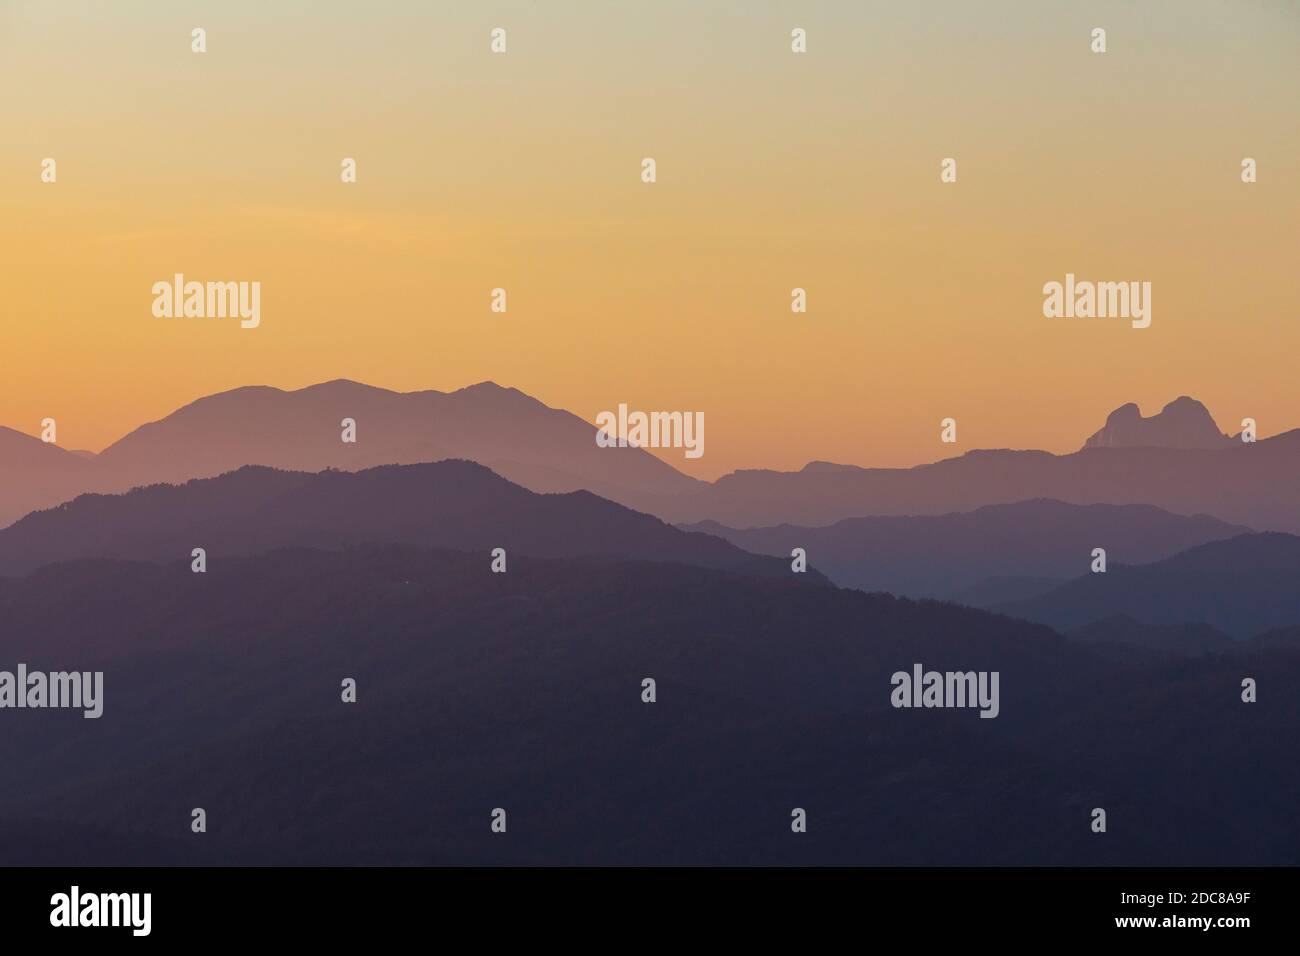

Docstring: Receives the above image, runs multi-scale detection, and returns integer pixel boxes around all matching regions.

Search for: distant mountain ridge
[682,499,1249,600]
[0,426,101,524]
[996,532,1300,639]
[651,431,1300,531]
[0,380,704,529]
[95,379,702,497]
[4,386,1298,534]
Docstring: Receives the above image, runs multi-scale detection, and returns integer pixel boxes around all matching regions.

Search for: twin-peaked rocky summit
[1082,396,1232,450]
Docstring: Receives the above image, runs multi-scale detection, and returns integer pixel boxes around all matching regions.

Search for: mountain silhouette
[0,427,100,528]
[682,499,1247,600]
[655,429,1300,531]
[1082,396,1231,450]
[0,543,1295,865]
[0,459,802,581]
[996,532,1300,638]
[6,387,1297,535]
[0,380,703,529]
[98,379,705,496]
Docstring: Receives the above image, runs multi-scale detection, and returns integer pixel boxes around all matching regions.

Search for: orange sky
[3,0,1298,478]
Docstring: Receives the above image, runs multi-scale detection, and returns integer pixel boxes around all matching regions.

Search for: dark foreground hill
[1065,616,1235,658]
[0,460,807,581]
[0,545,1294,865]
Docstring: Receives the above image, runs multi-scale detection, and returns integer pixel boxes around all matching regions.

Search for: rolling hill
[996,532,1300,638]
[0,380,704,529]
[0,544,1295,865]
[682,499,1248,600]
[0,459,802,581]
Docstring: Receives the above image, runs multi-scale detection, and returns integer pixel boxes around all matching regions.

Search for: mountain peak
[1083,397,1229,450]
[295,379,398,398]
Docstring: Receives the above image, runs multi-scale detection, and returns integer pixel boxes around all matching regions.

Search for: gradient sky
[3,0,1297,478]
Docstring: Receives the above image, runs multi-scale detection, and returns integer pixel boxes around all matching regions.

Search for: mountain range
[652,432,1299,529]
[683,499,1248,601]
[4,385,1297,534]
[0,459,805,582]
[0,380,702,529]
[995,532,1300,639]
[4,386,1299,866]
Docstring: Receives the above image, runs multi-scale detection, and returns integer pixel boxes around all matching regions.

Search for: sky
[2,0,1298,479]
